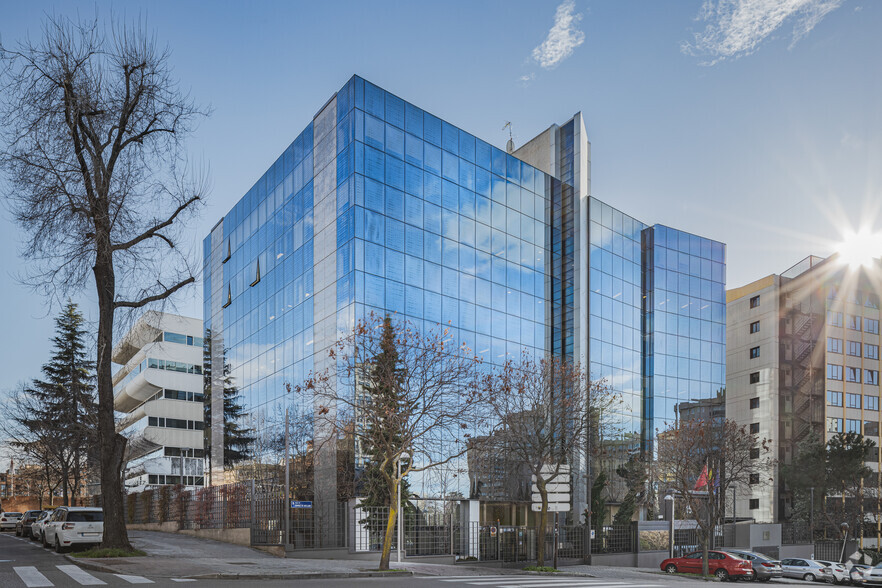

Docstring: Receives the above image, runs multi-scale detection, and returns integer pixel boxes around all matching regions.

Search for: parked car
[781,558,828,581]
[29,510,52,541]
[661,550,754,580]
[41,506,103,553]
[15,510,44,537]
[0,512,23,531]
[817,560,850,584]
[862,563,882,587]
[849,564,871,585]
[726,549,784,582]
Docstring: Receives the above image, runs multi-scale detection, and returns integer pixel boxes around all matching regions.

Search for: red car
[661,550,753,580]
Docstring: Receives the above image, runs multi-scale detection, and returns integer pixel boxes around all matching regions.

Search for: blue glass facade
[204,76,568,500]
[203,75,726,514]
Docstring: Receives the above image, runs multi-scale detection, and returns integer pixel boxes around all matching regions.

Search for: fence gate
[250,480,284,546]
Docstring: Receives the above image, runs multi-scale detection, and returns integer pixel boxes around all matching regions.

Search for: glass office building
[204,75,726,519]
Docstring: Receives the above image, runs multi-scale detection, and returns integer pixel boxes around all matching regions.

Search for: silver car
[781,557,828,581]
[863,563,882,587]
[726,549,784,582]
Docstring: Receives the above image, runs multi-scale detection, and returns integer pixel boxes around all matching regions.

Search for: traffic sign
[490,526,497,537]
[291,500,313,508]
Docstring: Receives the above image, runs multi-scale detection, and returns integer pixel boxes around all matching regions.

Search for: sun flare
[836,229,882,268]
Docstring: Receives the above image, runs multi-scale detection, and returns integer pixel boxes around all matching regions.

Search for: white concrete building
[112,312,205,490]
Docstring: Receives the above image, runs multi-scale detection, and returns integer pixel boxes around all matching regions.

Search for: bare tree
[655,418,773,577]
[0,16,207,549]
[478,353,612,567]
[300,313,485,570]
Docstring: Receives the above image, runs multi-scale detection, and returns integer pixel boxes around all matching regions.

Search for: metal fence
[124,482,250,530]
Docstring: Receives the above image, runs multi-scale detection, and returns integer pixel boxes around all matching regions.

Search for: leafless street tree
[0,16,208,549]
[478,353,613,567]
[655,418,773,577]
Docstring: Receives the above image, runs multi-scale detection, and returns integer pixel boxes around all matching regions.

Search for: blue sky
[1,0,880,394]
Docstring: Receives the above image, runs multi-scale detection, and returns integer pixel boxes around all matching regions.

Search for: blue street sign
[291,500,313,508]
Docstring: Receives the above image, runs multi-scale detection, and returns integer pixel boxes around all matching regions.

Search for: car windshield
[4,513,22,517]
[66,511,103,522]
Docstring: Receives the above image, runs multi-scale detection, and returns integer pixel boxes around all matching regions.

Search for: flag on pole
[694,463,708,490]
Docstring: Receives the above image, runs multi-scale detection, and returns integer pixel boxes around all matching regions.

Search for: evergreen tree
[203,329,256,475]
[357,317,412,529]
[20,301,96,505]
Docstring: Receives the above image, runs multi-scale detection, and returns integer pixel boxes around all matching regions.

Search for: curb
[183,570,414,580]
[65,557,413,581]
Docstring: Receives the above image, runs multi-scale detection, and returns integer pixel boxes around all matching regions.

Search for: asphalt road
[0,531,198,587]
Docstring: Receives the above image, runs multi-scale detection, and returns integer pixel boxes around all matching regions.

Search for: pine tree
[357,316,412,531]
[20,301,97,505]
[203,329,255,475]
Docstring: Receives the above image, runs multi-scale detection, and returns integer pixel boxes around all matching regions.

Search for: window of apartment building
[750,423,760,434]
[867,370,880,386]
[846,367,862,383]
[847,341,862,357]
[867,293,880,309]
[867,344,879,360]
[865,421,880,437]
[828,311,843,327]
[846,393,862,408]
[828,337,843,354]
[749,499,759,510]
[828,417,843,432]
[828,391,843,406]
[750,397,760,409]
[750,346,760,359]
[750,448,760,459]
[865,396,879,411]
[750,321,760,334]
[750,295,760,308]
[847,314,862,331]
[866,318,880,334]
[749,473,760,485]
[827,364,843,380]
[846,419,862,434]
[828,286,839,300]
[750,372,760,384]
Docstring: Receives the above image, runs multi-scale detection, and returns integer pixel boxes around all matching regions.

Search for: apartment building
[112,312,206,490]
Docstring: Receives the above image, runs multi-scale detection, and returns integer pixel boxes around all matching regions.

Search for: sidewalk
[68,531,412,580]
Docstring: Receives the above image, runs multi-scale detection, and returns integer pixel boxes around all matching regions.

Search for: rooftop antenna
[503,121,515,153]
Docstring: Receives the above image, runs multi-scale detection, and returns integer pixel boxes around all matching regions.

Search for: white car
[817,560,849,584]
[0,512,23,531]
[41,507,104,553]
[30,510,53,541]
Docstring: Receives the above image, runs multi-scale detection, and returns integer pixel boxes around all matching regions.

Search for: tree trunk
[94,246,132,550]
[537,493,548,567]
[379,501,398,571]
[702,541,709,576]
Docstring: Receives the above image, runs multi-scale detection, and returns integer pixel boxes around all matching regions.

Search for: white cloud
[683,0,844,65]
[531,0,586,69]
[518,73,536,84]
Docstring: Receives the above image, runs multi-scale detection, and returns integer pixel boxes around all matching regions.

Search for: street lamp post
[397,451,411,564]
[840,522,850,564]
[665,494,675,559]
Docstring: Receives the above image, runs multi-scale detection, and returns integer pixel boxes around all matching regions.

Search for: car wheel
[746,570,757,582]
[665,564,678,574]
[41,533,48,548]
[55,540,66,554]
[716,569,730,581]
[758,578,772,583]
[805,573,816,582]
